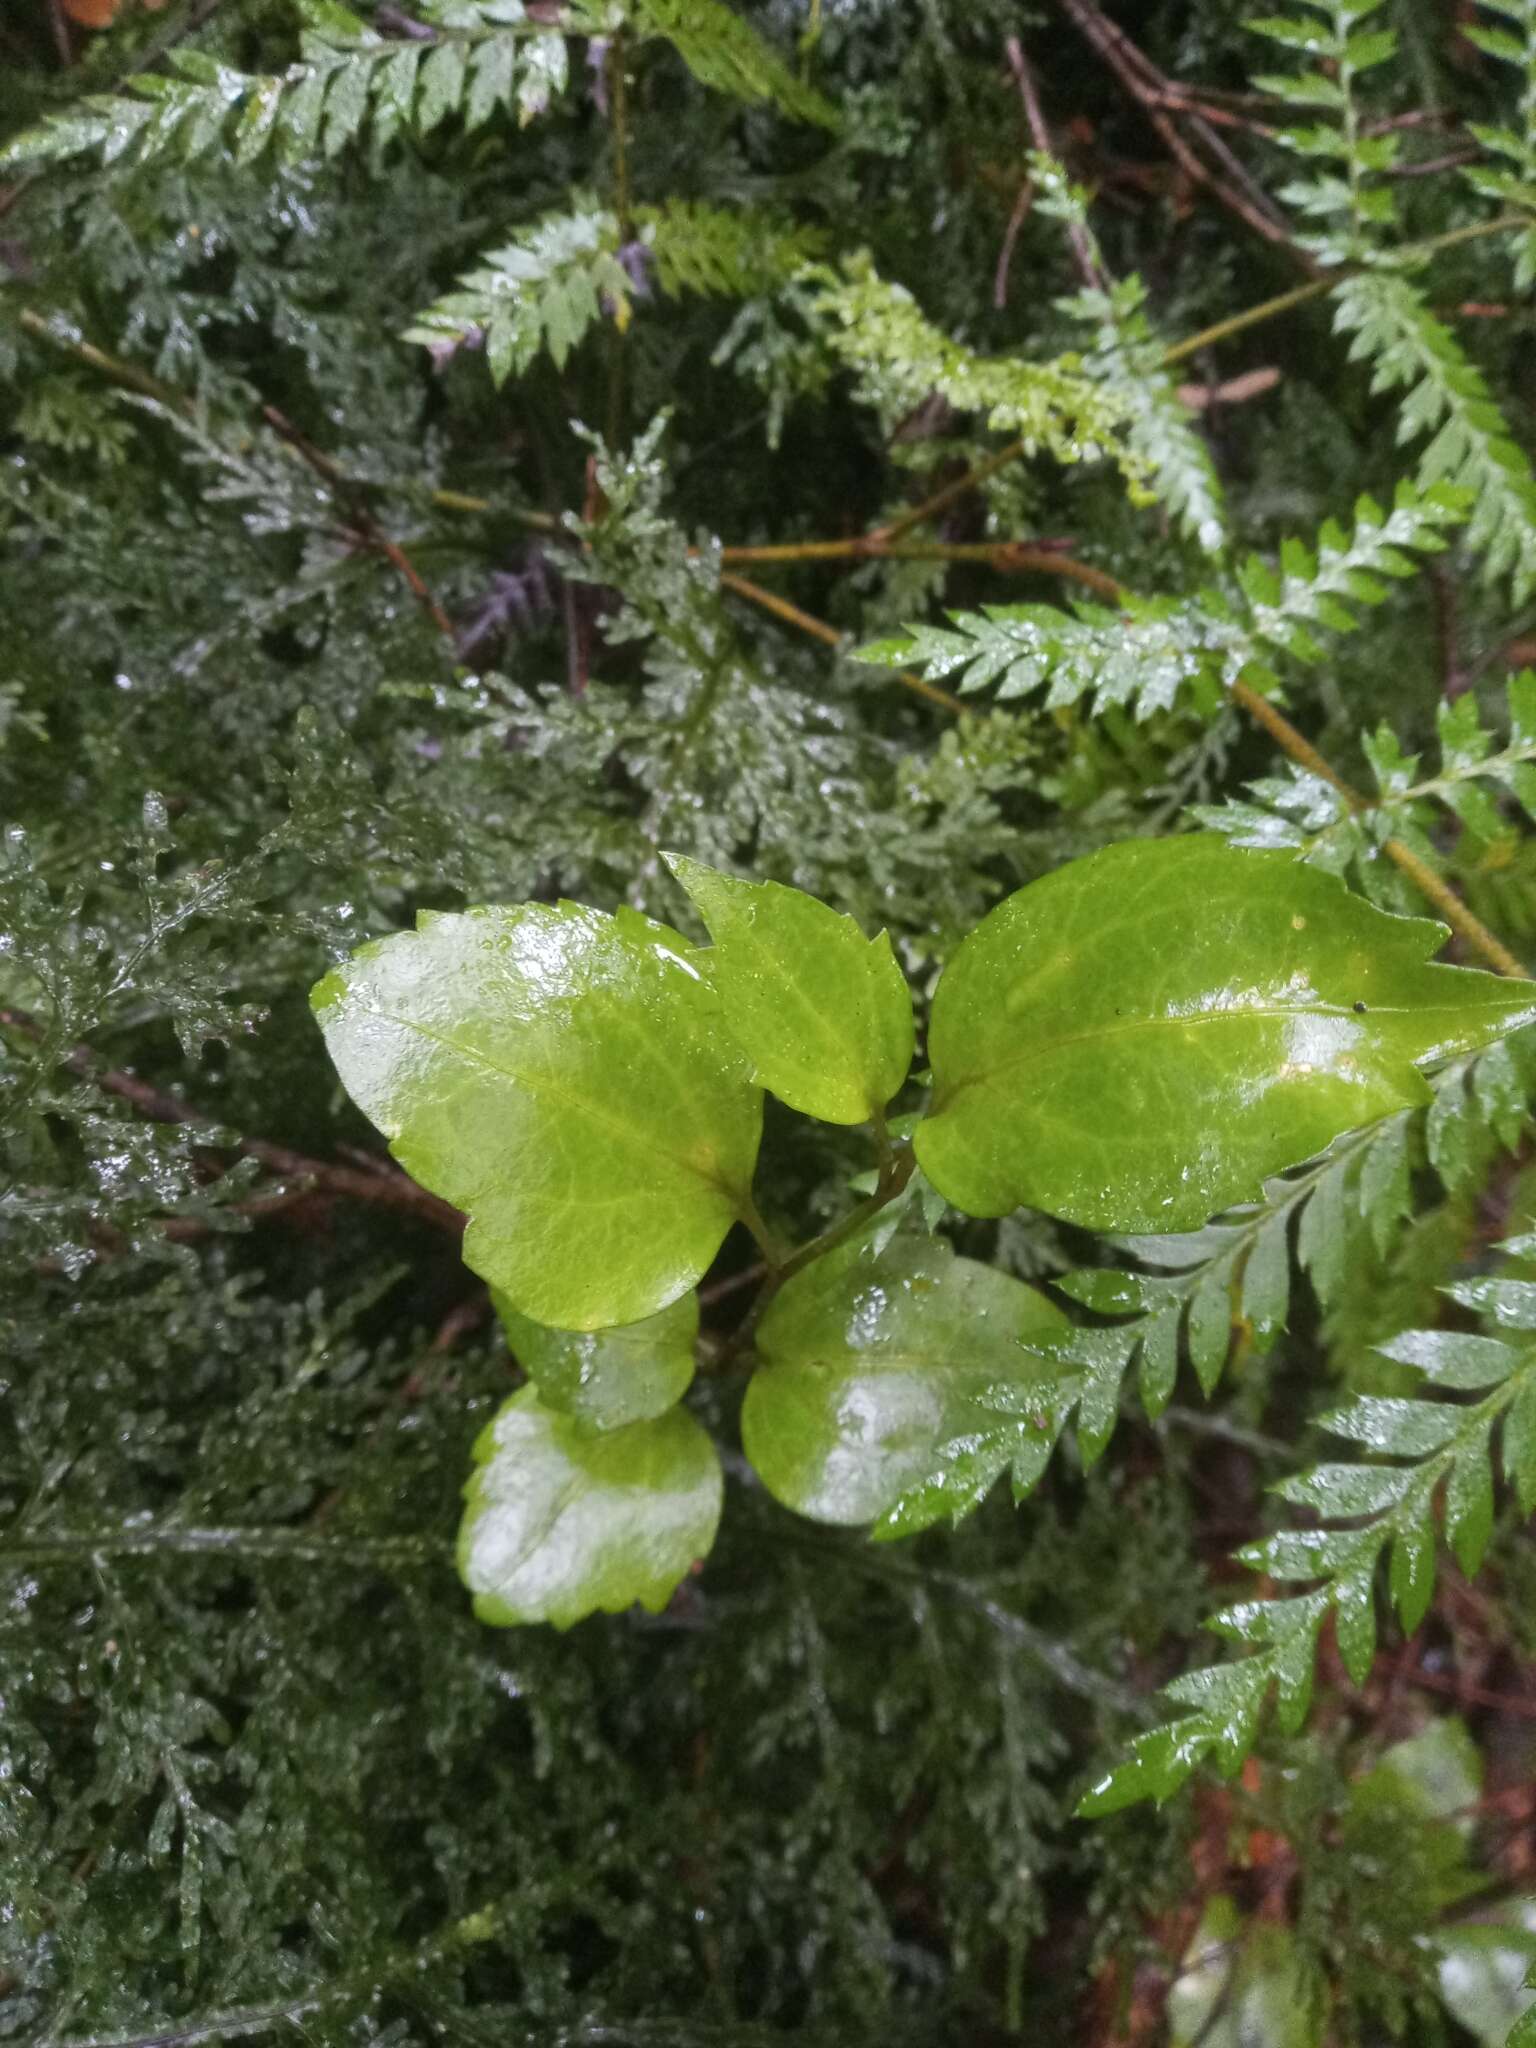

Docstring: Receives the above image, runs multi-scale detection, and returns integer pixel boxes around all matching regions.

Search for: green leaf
[492,1288,696,1430]
[663,854,914,1124]
[913,838,1536,1231]
[741,1228,1071,1533]
[458,1388,722,1627]
[311,902,762,1329]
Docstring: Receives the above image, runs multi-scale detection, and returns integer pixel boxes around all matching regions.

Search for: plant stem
[773,1143,915,1289]
[727,571,1529,977]
[605,30,632,451]
[718,572,967,714]
[735,1187,789,1270]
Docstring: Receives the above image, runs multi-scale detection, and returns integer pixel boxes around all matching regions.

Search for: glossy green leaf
[742,1228,1071,1534]
[914,838,1536,1231]
[1377,1328,1520,1389]
[492,1288,696,1430]
[664,854,914,1124]
[457,1387,722,1627]
[311,902,762,1330]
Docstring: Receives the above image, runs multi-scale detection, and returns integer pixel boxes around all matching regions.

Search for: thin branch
[261,405,456,641]
[1004,36,1102,289]
[3,1526,440,1568]
[1057,0,1309,264]
[0,1005,465,1233]
[719,534,1119,598]
[717,572,967,715]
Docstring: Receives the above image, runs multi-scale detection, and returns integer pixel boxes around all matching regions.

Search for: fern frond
[1463,0,1536,288]
[1030,1031,1535,1477]
[1034,156,1225,549]
[1332,270,1536,601]
[811,256,1151,499]
[1082,1235,1536,1814]
[620,0,838,127]
[1200,671,1536,911]
[637,200,826,299]
[1248,0,1402,262]
[857,480,1467,720]
[404,199,819,379]
[1249,0,1401,257]
[0,0,569,172]
[404,204,631,379]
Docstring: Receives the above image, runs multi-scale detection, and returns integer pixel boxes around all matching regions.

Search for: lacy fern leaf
[857,481,1467,719]
[0,1,569,172]
[1082,1240,1536,1814]
[1034,155,1225,549]
[810,255,1152,501]
[1463,0,1536,288]
[1332,270,1536,601]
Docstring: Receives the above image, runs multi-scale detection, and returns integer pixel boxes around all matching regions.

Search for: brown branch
[260,406,456,642]
[717,573,968,715]
[726,563,1530,977]
[994,177,1034,310]
[717,534,1119,599]
[1057,0,1310,265]
[0,1006,465,1234]
[1004,36,1101,290]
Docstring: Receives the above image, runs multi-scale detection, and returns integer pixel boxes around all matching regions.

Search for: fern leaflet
[1034,154,1225,549]
[1200,670,1536,914]
[856,481,1467,719]
[404,200,823,378]
[810,255,1152,501]
[1463,0,1536,288]
[1081,1237,1536,1814]
[0,0,570,171]
[1332,269,1536,601]
[618,0,838,128]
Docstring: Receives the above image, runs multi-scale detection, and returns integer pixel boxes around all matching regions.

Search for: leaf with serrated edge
[915,839,1536,1231]
[664,854,914,1124]
[492,1288,695,1431]
[742,1227,1070,1532]
[457,1387,721,1627]
[312,902,761,1330]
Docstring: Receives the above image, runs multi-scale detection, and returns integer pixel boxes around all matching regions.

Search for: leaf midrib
[934,995,1528,1107]
[347,995,747,1200]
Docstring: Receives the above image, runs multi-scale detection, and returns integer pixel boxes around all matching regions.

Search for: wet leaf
[492,1288,697,1431]
[914,838,1536,1231]
[664,854,914,1124]
[311,903,762,1329]
[457,1387,722,1627]
[741,1227,1071,1533]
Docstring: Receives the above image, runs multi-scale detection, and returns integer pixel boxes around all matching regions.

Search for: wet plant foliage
[4,1,1536,2043]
